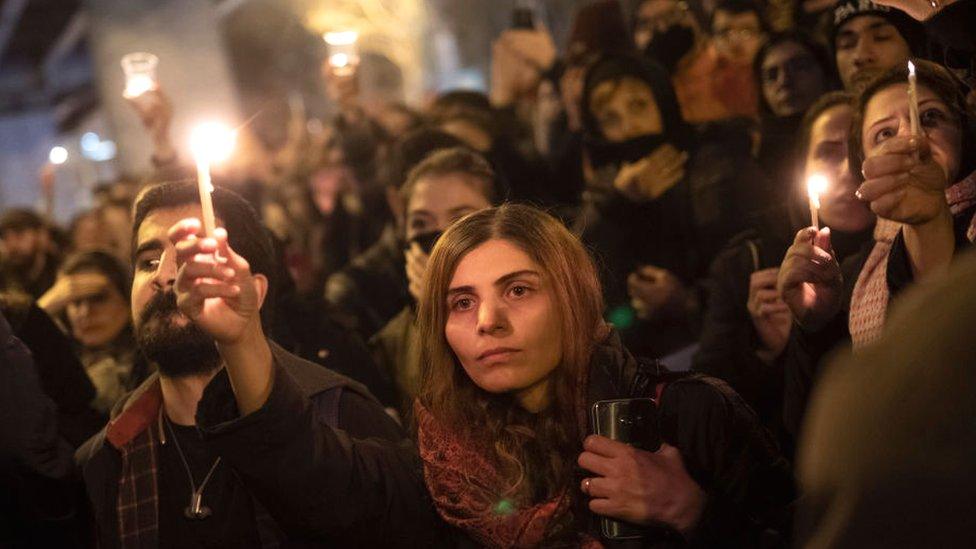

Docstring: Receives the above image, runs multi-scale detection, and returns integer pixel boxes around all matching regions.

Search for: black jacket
[576,126,765,358]
[324,224,409,340]
[75,342,408,548]
[692,230,791,447]
[783,205,976,441]
[587,332,795,547]
[193,344,448,547]
[1,310,91,547]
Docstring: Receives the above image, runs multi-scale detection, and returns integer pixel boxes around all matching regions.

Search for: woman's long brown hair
[416,204,607,504]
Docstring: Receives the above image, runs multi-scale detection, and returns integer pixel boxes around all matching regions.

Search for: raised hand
[405,242,429,302]
[747,268,792,362]
[777,227,842,331]
[614,144,688,202]
[627,265,688,321]
[578,435,706,534]
[858,135,949,226]
[169,218,267,345]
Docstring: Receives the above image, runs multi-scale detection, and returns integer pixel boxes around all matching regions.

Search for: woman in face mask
[575,53,764,361]
[368,147,501,420]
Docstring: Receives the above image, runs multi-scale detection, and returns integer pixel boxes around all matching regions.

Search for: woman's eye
[921,108,948,127]
[508,285,533,299]
[629,98,648,112]
[451,297,474,312]
[874,126,896,145]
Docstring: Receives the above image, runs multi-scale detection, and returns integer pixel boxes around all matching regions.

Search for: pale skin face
[405,174,492,240]
[862,84,962,183]
[712,10,764,64]
[65,272,130,349]
[590,77,664,143]
[444,239,563,413]
[835,15,911,90]
[761,41,826,117]
[805,105,876,232]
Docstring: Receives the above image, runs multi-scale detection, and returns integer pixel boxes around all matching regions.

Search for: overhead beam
[42,9,88,78]
[0,0,31,71]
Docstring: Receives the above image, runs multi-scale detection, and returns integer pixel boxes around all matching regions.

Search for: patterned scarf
[415,402,602,548]
[849,171,976,348]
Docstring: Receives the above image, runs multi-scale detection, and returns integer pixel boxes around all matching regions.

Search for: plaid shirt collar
[105,372,282,549]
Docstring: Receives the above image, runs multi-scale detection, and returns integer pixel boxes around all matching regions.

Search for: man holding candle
[75,182,443,547]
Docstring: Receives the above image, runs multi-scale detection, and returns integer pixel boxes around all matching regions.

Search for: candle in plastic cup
[324,31,360,73]
[121,52,159,98]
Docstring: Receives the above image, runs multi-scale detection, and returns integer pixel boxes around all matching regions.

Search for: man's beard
[136,291,221,378]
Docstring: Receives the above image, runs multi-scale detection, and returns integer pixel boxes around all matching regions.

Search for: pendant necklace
[164,415,222,520]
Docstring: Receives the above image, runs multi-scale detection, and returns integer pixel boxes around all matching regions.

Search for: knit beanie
[830,0,927,55]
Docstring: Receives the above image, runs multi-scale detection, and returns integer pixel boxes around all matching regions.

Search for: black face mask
[405,230,444,255]
[586,133,670,169]
[645,24,696,73]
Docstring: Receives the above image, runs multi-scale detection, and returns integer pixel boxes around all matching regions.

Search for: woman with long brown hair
[414,203,793,546]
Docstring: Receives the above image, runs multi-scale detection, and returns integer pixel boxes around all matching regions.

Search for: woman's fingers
[857,173,910,202]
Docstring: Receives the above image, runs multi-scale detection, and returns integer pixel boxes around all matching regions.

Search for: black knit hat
[830,0,927,56]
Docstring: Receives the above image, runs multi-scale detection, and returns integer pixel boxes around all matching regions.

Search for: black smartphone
[512,7,535,29]
[589,398,661,540]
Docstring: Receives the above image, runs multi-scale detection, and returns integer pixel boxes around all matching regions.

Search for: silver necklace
[163,415,222,520]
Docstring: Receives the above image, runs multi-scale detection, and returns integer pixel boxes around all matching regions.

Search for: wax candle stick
[907,60,920,137]
[190,123,237,238]
[807,174,828,229]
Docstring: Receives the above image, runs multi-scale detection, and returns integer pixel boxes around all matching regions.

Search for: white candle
[907,60,920,137]
[807,174,828,229]
[189,123,237,238]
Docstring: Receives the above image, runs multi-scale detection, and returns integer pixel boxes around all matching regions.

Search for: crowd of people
[1,0,974,546]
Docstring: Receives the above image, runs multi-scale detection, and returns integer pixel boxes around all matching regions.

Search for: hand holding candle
[190,122,237,238]
[807,174,828,229]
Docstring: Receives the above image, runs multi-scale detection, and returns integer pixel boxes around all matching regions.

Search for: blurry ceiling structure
[0,0,95,128]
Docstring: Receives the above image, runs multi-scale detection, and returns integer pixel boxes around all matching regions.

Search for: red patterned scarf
[849,171,976,348]
[415,402,602,548]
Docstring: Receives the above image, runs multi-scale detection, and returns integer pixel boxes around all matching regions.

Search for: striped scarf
[849,171,976,348]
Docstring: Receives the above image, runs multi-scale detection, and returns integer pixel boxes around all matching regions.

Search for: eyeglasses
[714,28,762,43]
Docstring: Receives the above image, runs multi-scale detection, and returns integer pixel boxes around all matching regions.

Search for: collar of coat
[104,340,374,449]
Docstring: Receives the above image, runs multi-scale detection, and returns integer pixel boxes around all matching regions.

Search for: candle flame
[807,174,828,209]
[323,31,358,46]
[329,53,350,68]
[190,122,237,164]
[124,74,155,98]
[908,60,915,77]
[49,146,68,165]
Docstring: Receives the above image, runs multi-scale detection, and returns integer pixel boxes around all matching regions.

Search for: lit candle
[120,52,159,99]
[48,146,68,166]
[907,60,920,137]
[189,123,237,238]
[324,31,359,76]
[807,174,828,229]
